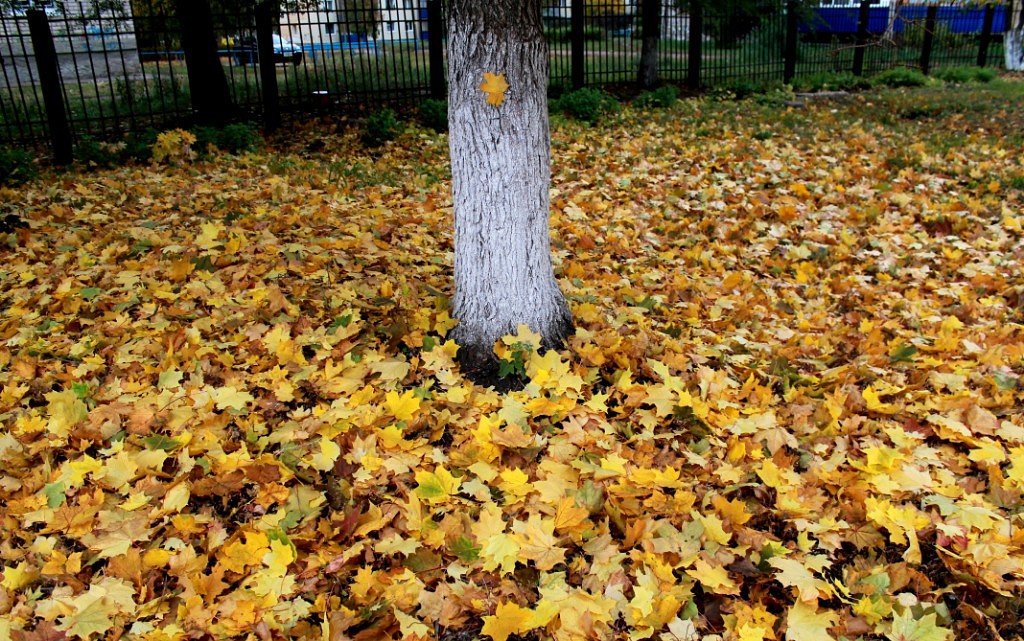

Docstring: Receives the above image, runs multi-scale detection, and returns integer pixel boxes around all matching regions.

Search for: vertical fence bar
[27,9,72,164]
[920,4,937,75]
[978,3,995,67]
[427,0,445,99]
[570,0,585,88]
[784,0,798,83]
[687,0,702,88]
[255,0,280,131]
[852,0,871,76]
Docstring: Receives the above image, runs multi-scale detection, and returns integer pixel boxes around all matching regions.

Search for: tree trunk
[446,0,573,380]
[1007,0,1024,71]
[638,0,662,89]
[175,0,233,126]
[883,0,905,42]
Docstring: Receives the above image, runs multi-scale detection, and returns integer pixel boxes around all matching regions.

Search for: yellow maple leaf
[512,514,565,571]
[852,596,892,625]
[480,72,509,107]
[888,611,951,641]
[310,437,341,471]
[552,497,590,532]
[142,549,170,569]
[395,609,431,639]
[482,601,533,641]
[45,389,88,438]
[712,494,752,526]
[768,556,832,603]
[1,561,38,590]
[385,389,421,422]
[414,465,460,504]
[57,598,116,639]
[480,532,520,575]
[262,537,296,575]
[212,386,254,412]
[219,531,270,574]
[694,509,732,545]
[785,601,836,641]
[862,385,898,414]
[196,221,224,250]
[499,468,533,503]
[685,558,738,594]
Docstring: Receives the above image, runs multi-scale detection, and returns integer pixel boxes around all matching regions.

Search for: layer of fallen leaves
[1,82,1024,641]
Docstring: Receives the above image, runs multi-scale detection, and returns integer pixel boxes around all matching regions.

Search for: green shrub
[0,147,37,186]
[192,123,260,155]
[791,71,872,93]
[419,99,448,133]
[191,126,219,154]
[933,66,997,84]
[75,136,118,167]
[872,68,929,88]
[635,85,679,109]
[361,108,403,147]
[710,79,782,100]
[217,123,260,153]
[124,129,158,163]
[544,25,604,42]
[552,88,619,123]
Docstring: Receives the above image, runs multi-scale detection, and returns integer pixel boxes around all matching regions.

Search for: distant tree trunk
[1007,0,1024,71]
[175,0,233,125]
[341,0,379,38]
[883,0,905,41]
[446,0,574,380]
[638,0,662,88]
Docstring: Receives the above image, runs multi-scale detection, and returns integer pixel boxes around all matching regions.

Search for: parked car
[231,34,303,66]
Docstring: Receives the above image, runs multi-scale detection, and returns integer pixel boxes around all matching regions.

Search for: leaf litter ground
[1,82,1024,641]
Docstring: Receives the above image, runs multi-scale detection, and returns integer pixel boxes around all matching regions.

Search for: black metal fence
[0,0,1011,159]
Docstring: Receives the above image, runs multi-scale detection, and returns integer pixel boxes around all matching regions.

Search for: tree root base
[453,315,574,392]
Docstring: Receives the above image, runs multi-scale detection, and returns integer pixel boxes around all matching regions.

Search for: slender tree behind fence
[0,0,1011,156]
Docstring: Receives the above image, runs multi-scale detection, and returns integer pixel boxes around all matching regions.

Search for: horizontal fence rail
[0,0,1013,155]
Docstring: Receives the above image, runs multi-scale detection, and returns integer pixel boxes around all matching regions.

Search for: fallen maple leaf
[480,72,509,107]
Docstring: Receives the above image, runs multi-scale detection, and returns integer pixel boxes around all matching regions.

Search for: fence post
[571,0,585,89]
[687,0,702,89]
[255,1,280,131]
[427,0,445,99]
[977,3,995,67]
[852,0,871,76]
[784,0,799,84]
[27,9,72,165]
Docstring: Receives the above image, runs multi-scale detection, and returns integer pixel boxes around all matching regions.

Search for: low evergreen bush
[419,99,448,133]
[551,88,619,123]
[872,68,929,88]
[361,108,403,147]
[635,85,680,109]
[0,147,37,186]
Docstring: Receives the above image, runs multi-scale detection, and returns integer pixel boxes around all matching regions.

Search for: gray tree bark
[1007,0,1024,71]
[638,0,662,89]
[446,0,573,381]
